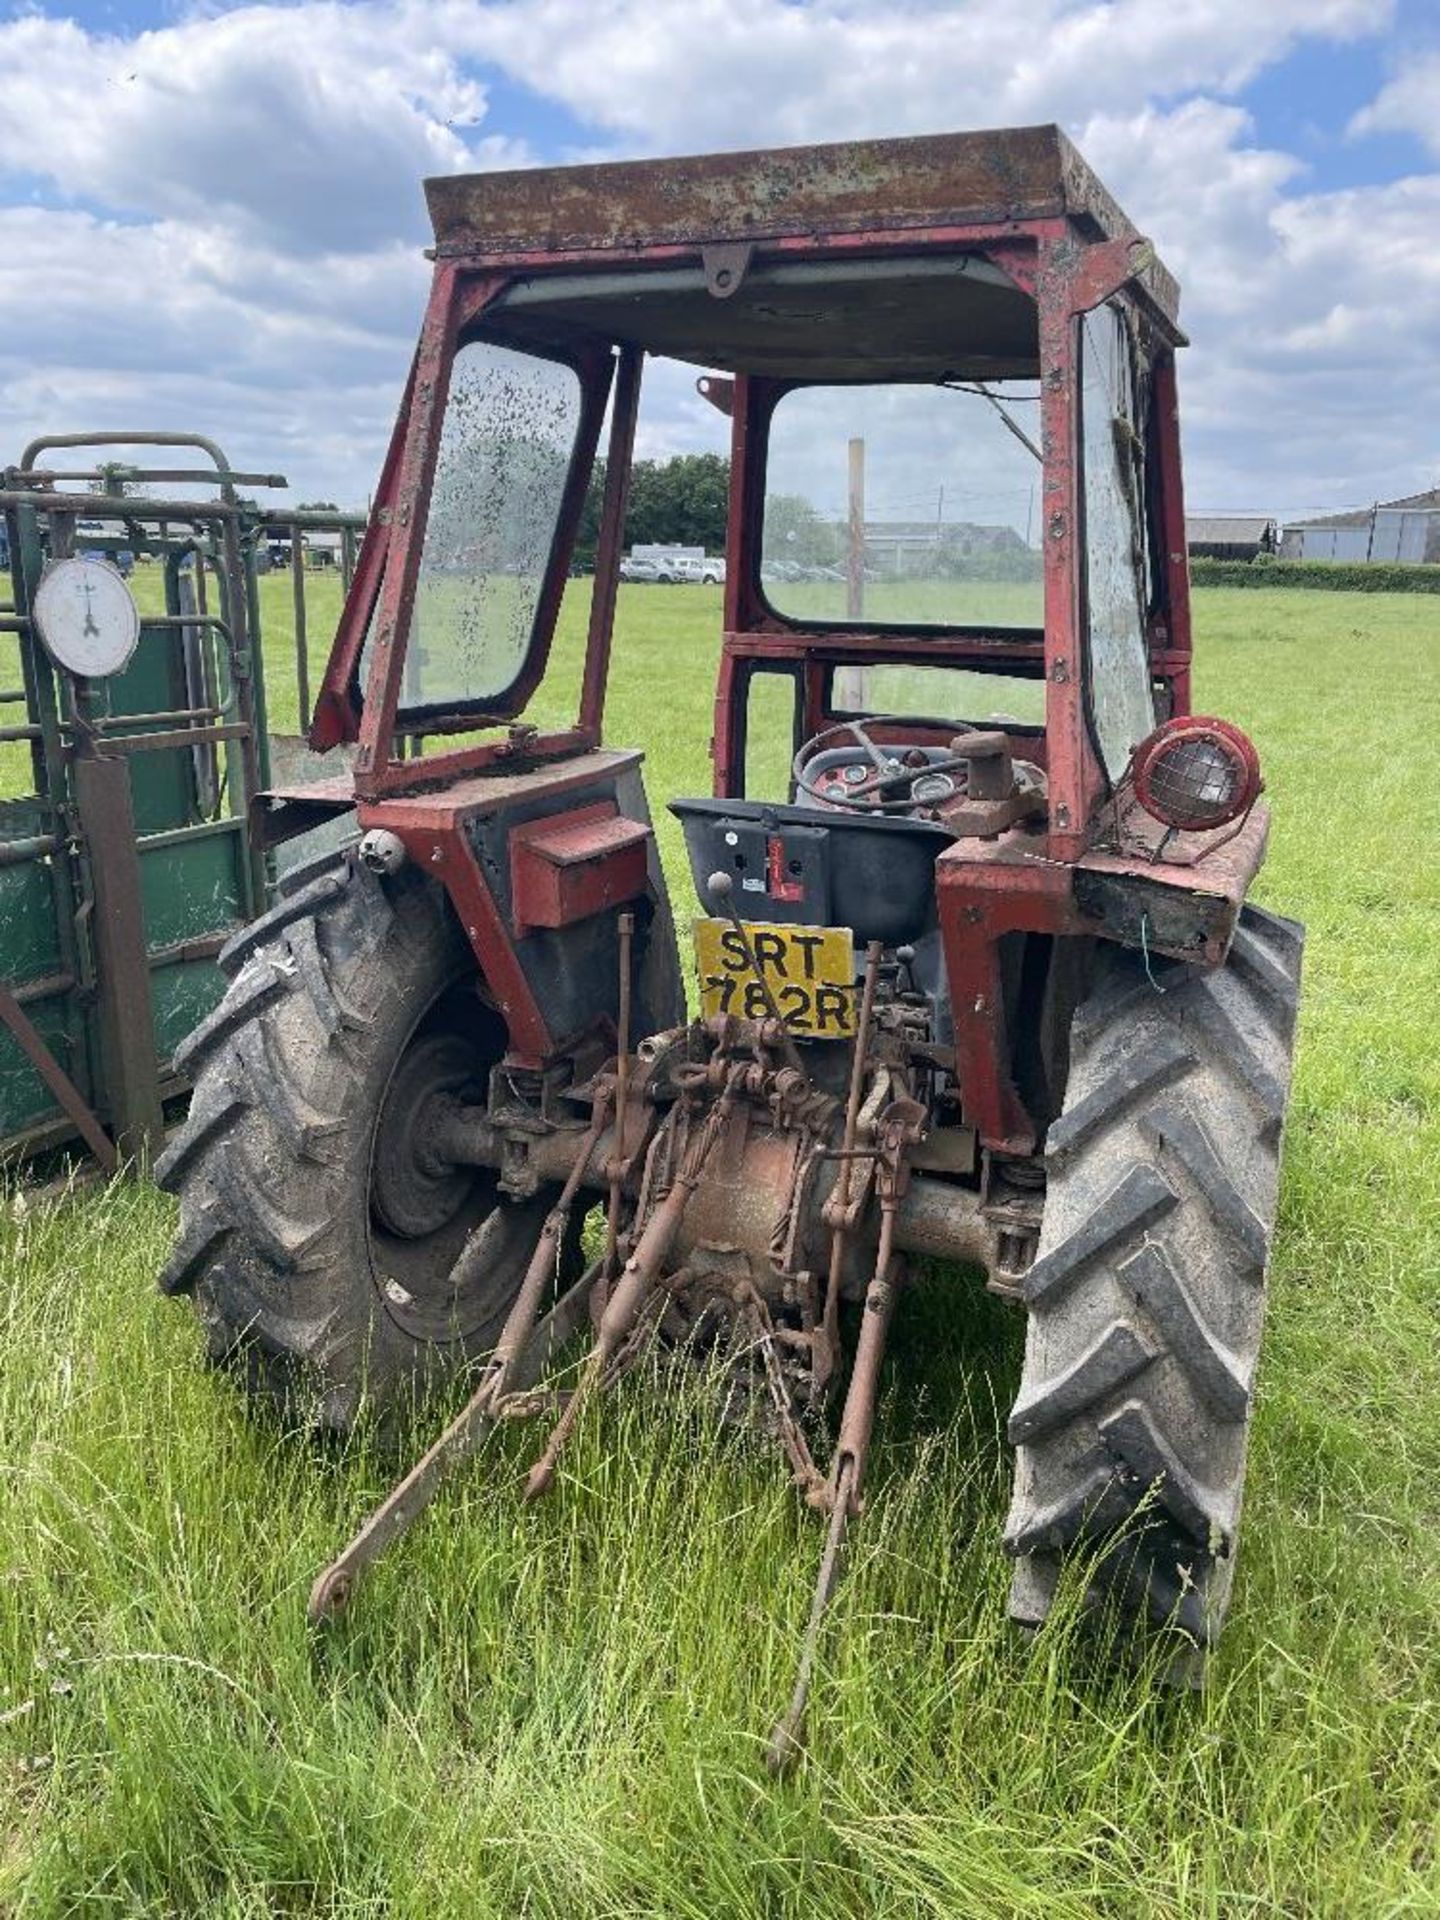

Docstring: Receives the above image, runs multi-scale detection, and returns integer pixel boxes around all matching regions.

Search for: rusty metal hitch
[308,926,988,1776]
[524,1064,744,1499]
[308,1092,611,1625]
[766,1096,923,1774]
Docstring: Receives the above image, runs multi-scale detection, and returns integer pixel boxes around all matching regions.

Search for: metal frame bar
[579,344,644,743]
[0,978,116,1171]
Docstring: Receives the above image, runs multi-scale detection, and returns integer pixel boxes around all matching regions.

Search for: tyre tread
[217,864,351,978]
[1004,911,1303,1649]
[157,865,486,1427]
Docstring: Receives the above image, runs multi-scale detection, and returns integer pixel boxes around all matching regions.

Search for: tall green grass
[2,586,1438,1914]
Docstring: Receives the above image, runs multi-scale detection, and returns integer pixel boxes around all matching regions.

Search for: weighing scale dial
[32,555,142,679]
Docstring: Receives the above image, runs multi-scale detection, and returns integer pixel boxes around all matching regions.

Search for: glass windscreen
[830,661,1045,728]
[1081,304,1155,781]
[404,339,581,714]
[762,381,1043,629]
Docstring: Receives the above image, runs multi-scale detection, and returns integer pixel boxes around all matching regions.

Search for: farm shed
[1281,490,1440,564]
[1186,514,1276,561]
[863,519,1034,566]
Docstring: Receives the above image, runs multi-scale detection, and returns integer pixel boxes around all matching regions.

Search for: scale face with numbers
[32,555,142,678]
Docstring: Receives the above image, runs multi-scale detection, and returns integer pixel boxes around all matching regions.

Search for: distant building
[1186,514,1277,562]
[303,528,346,567]
[1280,490,1440,564]
[864,519,1029,567]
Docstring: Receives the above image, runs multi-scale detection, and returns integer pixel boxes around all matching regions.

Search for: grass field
[2,584,1439,1915]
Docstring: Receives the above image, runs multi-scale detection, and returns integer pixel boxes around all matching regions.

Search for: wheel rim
[371,1032,479,1240]
[366,982,544,1345]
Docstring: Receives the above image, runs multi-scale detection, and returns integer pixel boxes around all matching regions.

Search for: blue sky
[1240,25,1412,187]
[0,0,1436,516]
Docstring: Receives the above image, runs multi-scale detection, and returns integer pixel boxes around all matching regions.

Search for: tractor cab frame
[168,128,1302,1746]
[288,125,1258,1162]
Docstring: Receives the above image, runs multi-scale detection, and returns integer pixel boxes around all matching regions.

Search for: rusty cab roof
[424,125,1181,382]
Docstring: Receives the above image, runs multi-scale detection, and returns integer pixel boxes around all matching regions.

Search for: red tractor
[158,125,1302,1755]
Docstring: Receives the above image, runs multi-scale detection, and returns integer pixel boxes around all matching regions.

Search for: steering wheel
[793,715,980,813]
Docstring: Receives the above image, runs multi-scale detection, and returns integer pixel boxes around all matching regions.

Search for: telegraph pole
[846,436,865,621]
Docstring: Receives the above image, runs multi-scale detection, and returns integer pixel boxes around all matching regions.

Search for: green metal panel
[138,826,247,951]
[150,956,231,1064]
[107,623,196,834]
[0,795,48,838]
[0,805,81,1137]
[0,852,62,983]
[0,989,91,1137]
[139,823,246,1077]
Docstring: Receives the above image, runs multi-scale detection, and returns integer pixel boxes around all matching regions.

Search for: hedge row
[1189,556,1440,594]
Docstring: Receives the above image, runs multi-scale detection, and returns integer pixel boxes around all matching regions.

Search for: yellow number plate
[693,918,856,1038]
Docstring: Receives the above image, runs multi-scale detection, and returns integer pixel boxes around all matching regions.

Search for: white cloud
[450,0,1391,150]
[0,0,1431,517]
[1349,49,1440,156]
[0,6,524,252]
[0,206,426,498]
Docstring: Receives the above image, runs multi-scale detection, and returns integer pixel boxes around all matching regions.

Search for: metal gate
[0,432,362,1167]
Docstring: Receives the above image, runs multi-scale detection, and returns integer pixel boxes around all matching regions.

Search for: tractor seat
[670,795,949,947]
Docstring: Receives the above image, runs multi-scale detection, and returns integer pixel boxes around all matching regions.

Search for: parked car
[672,555,726,584]
[619,555,673,583]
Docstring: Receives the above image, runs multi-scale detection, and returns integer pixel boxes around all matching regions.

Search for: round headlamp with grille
[1131,716,1261,833]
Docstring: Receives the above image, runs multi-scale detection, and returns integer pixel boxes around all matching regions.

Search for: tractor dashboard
[672,793,950,949]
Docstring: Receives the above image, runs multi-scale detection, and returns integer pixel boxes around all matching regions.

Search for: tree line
[575,452,730,565]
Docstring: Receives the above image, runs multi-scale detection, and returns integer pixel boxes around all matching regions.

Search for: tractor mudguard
[1071,800,1271,966]
[355,748,683,1065]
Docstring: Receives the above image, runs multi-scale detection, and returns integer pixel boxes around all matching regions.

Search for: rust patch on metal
[426,125,1146,266]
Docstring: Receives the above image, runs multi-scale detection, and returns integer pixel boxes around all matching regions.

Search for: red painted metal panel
[357,749,642,827]
[355,749,647,1064]
[1035,236,1092,862]
[721,630,1048,667]
[712,646,740,799]
[365,806,554,1064]
[715,371,770,795]
[427,219,1093,283]
[510,802,651,936]
[360,730,593,800]
[936,805,1270,1153]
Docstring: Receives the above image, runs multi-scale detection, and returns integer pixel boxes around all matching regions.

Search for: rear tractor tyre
[1004,904,1304,1658]
[156,852,571,1431]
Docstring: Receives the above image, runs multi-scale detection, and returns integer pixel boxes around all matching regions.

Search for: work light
[1131,716,1262,832]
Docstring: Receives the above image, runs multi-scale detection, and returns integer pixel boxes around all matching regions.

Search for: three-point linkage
[309,902,928,1769]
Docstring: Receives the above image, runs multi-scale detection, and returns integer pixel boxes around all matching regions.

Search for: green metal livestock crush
[0,432,362,1167]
